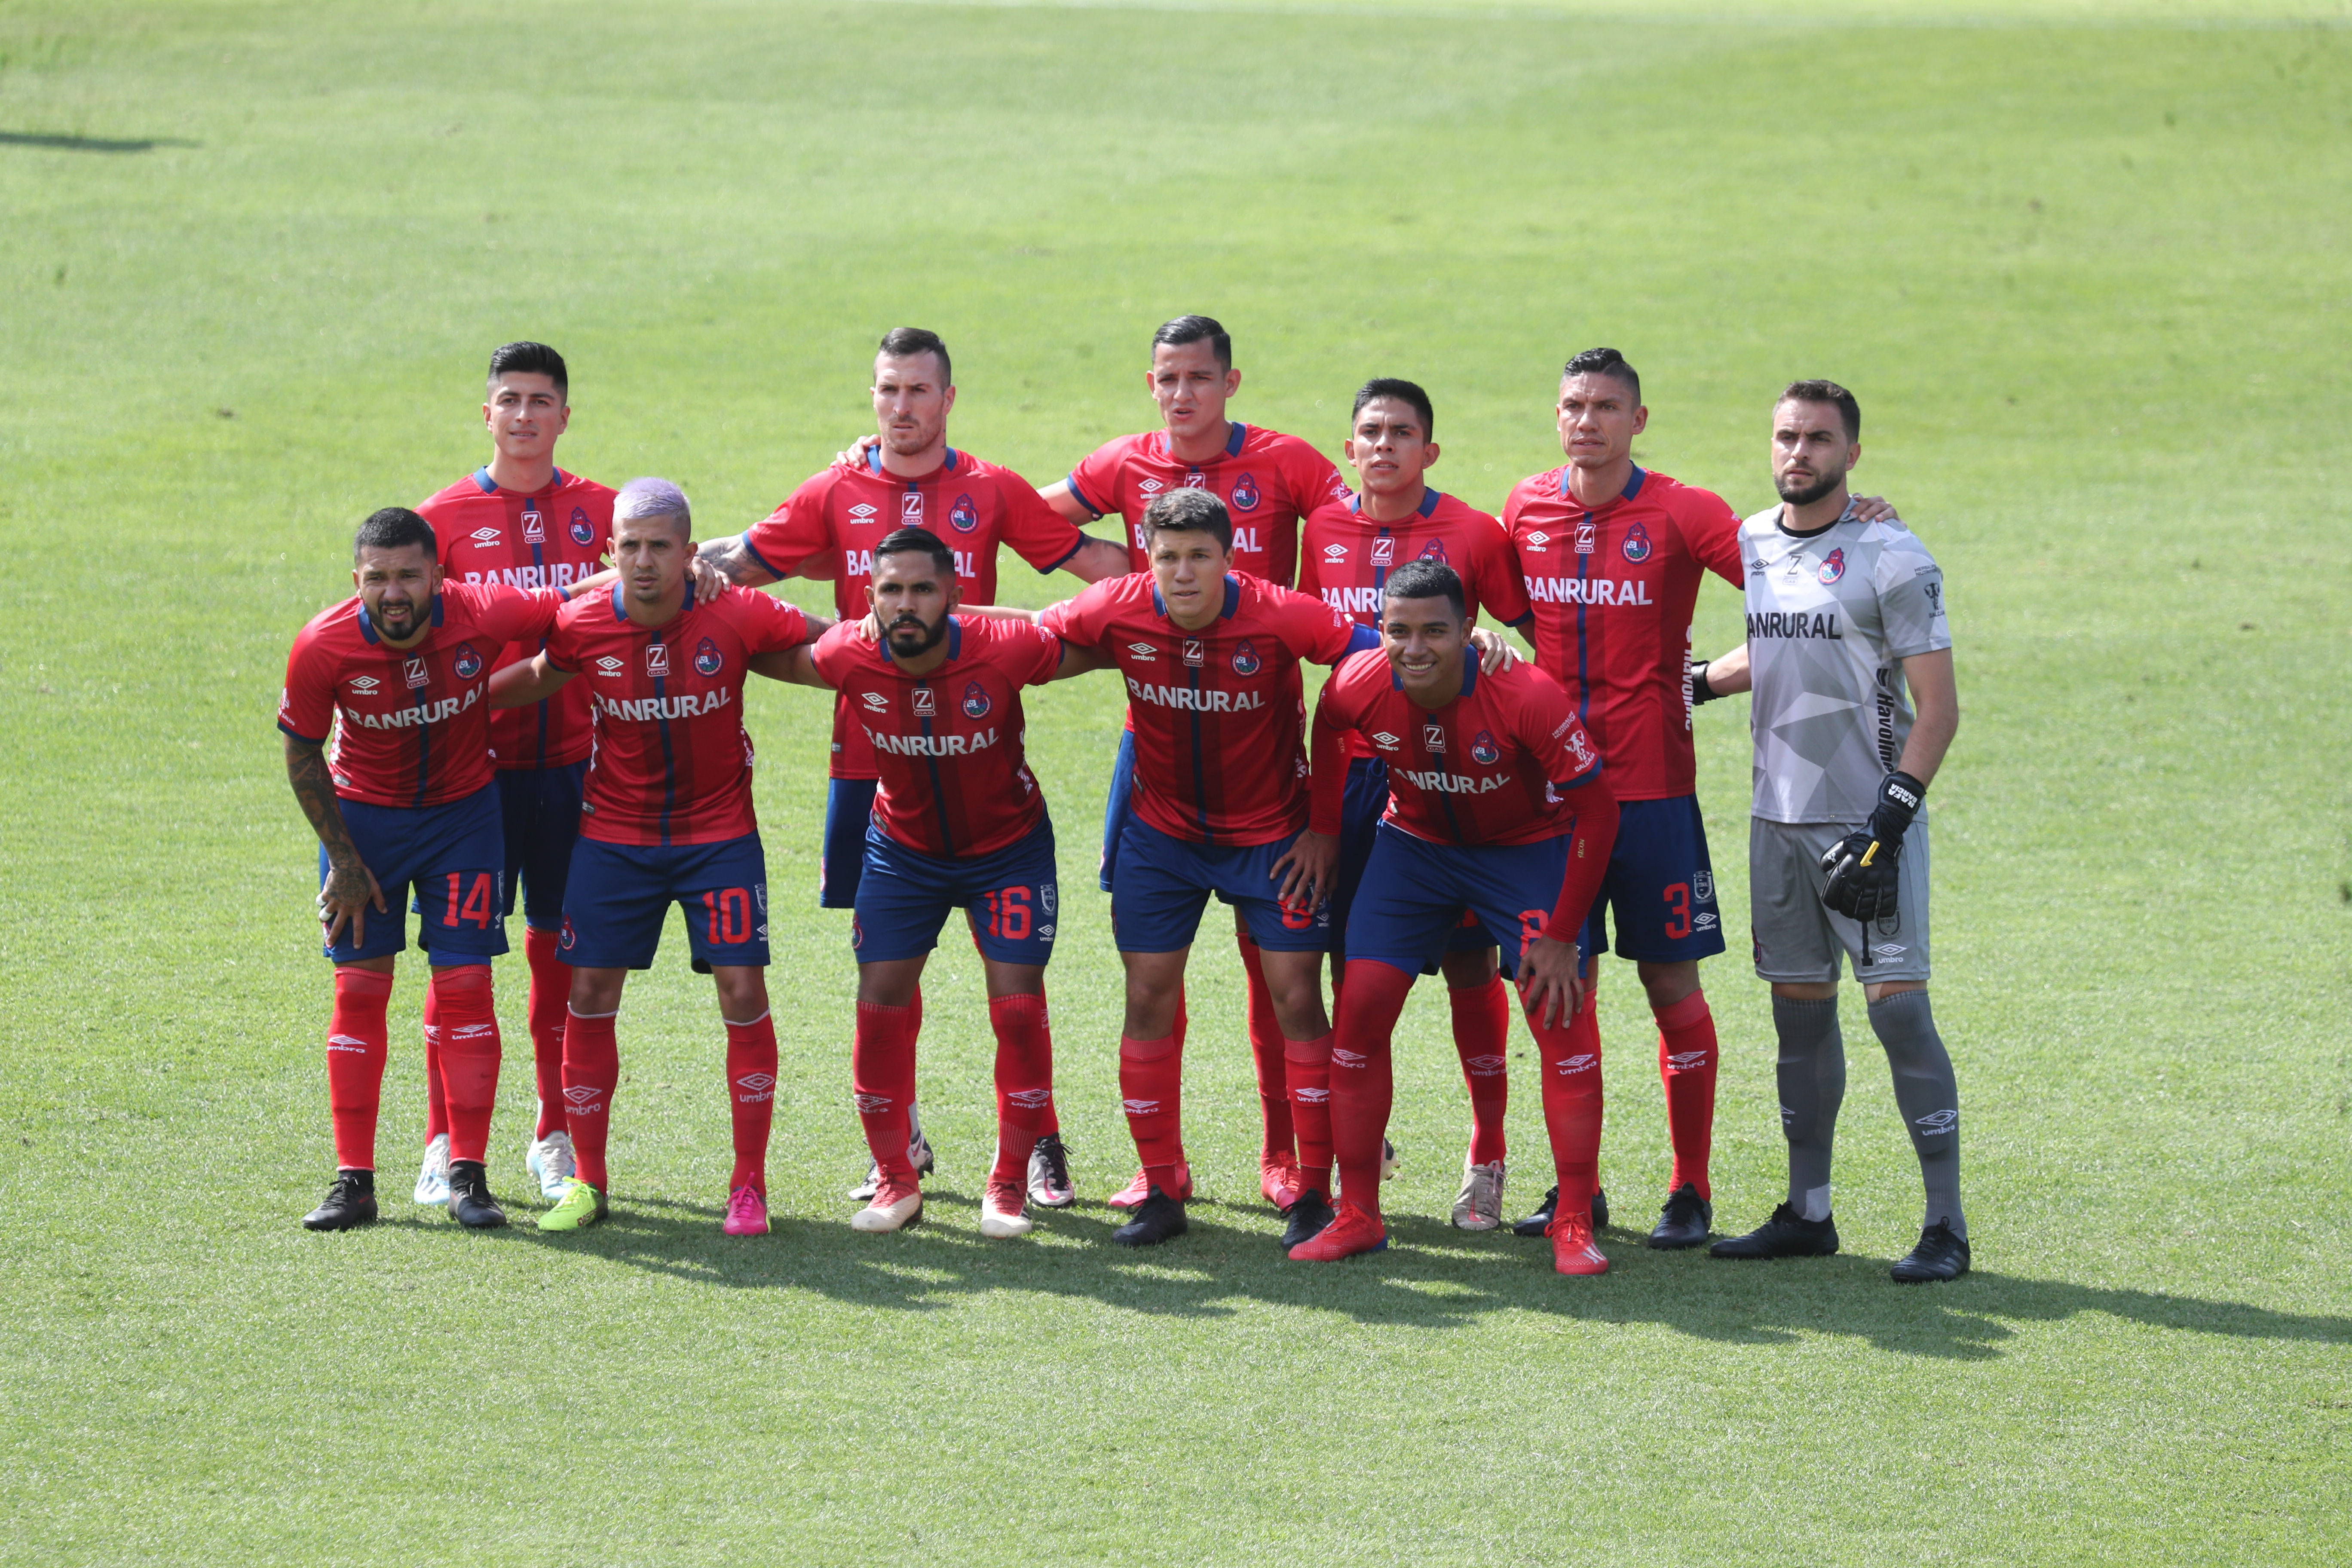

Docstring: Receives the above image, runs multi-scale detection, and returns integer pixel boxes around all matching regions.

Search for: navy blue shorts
[560,833,770,972]
[820,778,879,910]
[1345,821,1591,981]
[1097,728,1138,892]
[852,816,1060,967]
[323,785,506,966]
[497,760,587,928]
[1328,755,1496,966]
[1580,793,1726,965]
[1110,817,1329,955]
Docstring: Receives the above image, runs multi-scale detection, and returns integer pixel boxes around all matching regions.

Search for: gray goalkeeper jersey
[1741,500,1950,824]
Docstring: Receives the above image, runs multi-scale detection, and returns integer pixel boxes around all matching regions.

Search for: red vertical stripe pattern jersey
[1064,423,1348,588]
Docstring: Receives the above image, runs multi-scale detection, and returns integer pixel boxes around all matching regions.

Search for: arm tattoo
[697,535,768,585]
[284,735,361,868]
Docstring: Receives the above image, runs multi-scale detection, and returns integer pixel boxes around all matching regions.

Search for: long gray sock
[1772,995,1844,1222]
[1868,989,1965,1240]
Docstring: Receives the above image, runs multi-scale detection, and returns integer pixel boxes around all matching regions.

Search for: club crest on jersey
[1182,639,1205,668]
[645,643,671,677]
[1470,729,1500,765]
[1819,548,1847,584]
[1418,537,1450,564]
[694,637,723,677]
[1622,523,1653,563]
[521,499,546,543]
[1371,536,1396,566]
[569,507,595,546]
[1231,640,1261,676]
[1229,474,1261,511]
[1423,722,1447,753]
[913,686,937,717]
[452,643,483,680]
[900,491,924,524]
[1575,521,1597,554]
[403,657,429,689]
[962,681,991,719]
[948,493,980,534]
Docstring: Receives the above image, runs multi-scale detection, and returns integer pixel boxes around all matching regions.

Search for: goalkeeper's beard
[1775,466,1848,507]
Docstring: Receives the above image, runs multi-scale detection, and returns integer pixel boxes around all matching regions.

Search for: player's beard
[1774,464,1848,507]
[885,613,948,656]
[371,596,421,638]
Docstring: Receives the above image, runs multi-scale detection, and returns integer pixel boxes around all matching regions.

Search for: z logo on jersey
[521,500,546,543]
[1182,640,1204,668]
[403,658,429,689]
[1371,537,1396,566]
[645,644,670,677]
[900,492,923,524]
[913,687,937,717]
[1423,722,1446,753]
[1576,521,1597,555]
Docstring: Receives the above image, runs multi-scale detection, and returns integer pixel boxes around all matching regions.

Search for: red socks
[724,1011,778,1194]
[1449,974,1511,1167]
[326,967,394,1170]
[525,925,570,1140]
[429,964,502,1164]
[852,1001,920,1179]
[1530,989,1605,1222]
[1654,990,1718,1198]
[1236,934,1296,1161]
[1330,959,1412,1213]
[1118,1032,1184,1191]
[989,993,1056,1185]
[1285,1033,1335,1193]
[420,985,447,1143]
[561,1006,620,1190]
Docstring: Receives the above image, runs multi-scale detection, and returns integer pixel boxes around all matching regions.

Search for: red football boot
[1259,1152,1306,1213]
[1288,1200,1387,1262]
[1107,1157,1192,1210]
[1550,1210,1610,1276]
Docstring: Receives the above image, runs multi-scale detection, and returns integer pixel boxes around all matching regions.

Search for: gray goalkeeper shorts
[1749,816,1931,985]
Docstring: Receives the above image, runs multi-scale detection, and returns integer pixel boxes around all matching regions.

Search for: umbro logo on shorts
[1873,943,1906,959]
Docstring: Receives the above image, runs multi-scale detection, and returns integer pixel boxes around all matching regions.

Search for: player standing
[413,341,616,1210]
[1690,381,1969,1283]
[699,328,1126,1209]
[754,528,1108,1237]
[1295,379,1535,1231]
[1038,489,1377,1248]
[1291,562,1620,1272]
[280,508,573,1231]
[490,481,825,1237]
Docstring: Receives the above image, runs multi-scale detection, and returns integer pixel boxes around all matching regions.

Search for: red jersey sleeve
[1307,665,1367,836]
[1063,438,1126,521]
[808,619,860,688]
[739,471,837,581]
[1267,584,1360,665]
[1001,619,1066,686]
[731,587,812,655]
[278,621,339,744]
[1681,487,1744,586]
[1468,515,1534,625]
[1283,441,1348,515]
[997,472,1089,574]
[1516,670,1608,791]
[1037,582,1113,649]
[446,580,566,642]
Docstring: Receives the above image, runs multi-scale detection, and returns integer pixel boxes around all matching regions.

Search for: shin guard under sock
[327,967,394,1171]
[524,925,569,1140]
[852,1001,920,1179]
[420,985,447,1143]
[428,964,502,1165]
[989,992,1056,1185]
[1331,960,1413,1212]
[1531,992,1603,1220]
[1653,989,1719,1199]
[1772,994,1845,1221]
[561,1006,621,1190]
[724,1011,778,1194]
[1284,1032,1335,1192]
[1118,1032,1183,1190]
[1868,989,1966,1238]
[1237,934,1295,1160]
[1449,974,1511,1167]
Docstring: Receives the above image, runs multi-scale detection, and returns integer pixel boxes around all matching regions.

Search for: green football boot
[538,1177,609,1232]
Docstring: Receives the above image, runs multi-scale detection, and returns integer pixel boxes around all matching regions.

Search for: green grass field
[4,1,2349,1562]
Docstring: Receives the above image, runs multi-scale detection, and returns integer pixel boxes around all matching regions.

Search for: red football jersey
[1502,465,1741,801]
[1064,423,1348,588]
[738,448,1085,782]
[279,582,566,809]
[417,467,616,771]
[1310,650,1605,847]
[1041,573,1360,846]
[544,585,811,846]
[809,616,1063,859]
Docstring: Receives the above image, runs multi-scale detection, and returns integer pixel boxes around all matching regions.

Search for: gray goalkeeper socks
[1867,988,1966,1240]
[1773,995,1845,1221]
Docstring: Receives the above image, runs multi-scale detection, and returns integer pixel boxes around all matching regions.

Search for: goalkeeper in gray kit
[1687,379,1969,1283]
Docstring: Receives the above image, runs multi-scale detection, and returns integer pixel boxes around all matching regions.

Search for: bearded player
[1292,561,1621,1273]
[700,327,1126,1210]
[280,508,575,1231]
[1691,381,1969,1283]
[753,527,1110,1238]
[491,481,826,1237]
[413,340,617,1211]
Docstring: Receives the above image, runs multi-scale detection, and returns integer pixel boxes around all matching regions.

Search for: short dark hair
[877,327,951,385]
[1152,314,1231,370]
[1140,487,1232,552]
[1779,379,1861,443]
[873,525,956,577]
[1352,378,1435,437]
[1382,559,1465,621]
[354,506,437,562]
[1562,346,1639,405]
[488,341,567,398]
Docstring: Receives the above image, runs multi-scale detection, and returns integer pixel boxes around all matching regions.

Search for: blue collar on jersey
[606,577,696,623]
[1348,488,1443,520]
[864,447,960,478]
[1557,464,1645,504]
[879,616,963,665]
[1155,422,1247,463]
[1390,646,1477,698]
[357,592,445,645]
[472,466,569,495]
[1151,575,1241,622]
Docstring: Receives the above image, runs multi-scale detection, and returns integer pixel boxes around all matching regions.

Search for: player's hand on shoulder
[1468,625,1519,674]
[1849,494,1901,525]
[838,433,882,468]
[686,553,734,604]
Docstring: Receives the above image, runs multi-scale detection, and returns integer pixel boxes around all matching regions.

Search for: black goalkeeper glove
[1690,660,1721,706]
[1819,771,1925,922]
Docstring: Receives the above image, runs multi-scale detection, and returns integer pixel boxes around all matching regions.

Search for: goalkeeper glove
[1819,772,1925,922]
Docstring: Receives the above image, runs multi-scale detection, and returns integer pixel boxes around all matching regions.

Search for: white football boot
[525,1128,577,1202]
[1452,1157,1507,1231]
[413,1133,451,1207]
[847,1102,934,1200]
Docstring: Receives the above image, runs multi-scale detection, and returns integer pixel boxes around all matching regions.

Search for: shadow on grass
[489,1188,2352,1361]
[0,131,199,153]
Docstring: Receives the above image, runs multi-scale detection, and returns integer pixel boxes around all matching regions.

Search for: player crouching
[488,480,825,1236]
[1292,562,1621,1274]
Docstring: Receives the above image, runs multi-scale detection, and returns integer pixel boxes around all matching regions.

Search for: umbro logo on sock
[1121,1098,1161,1116]
[1666,1050,1710,1070]
[563,1086,602,1107]
[1464,1054,1506,1076]
[853,1093,894,1113]
[326,1035,370,1052]
[1914,1109,1958,1135]
[1293,1087,1330,1104]
[1556,1054,1597,1074]
[735,1073,776,1092]
[1007,1088,1053,1109]
[1332,1048,1366,1067]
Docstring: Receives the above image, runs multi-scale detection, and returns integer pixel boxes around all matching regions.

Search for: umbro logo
[1322,543,1348,561]
[1121,1098,1160,1116]
[563,1086,600,1106]
[1370,732,1399,750]
[452,1023,496,1041]
[736,1073,776,1092]
[1524,530,1551,551]
[853,1093,893,1113]
[594,656,625,675]
[1007,1088,1053,1109]
[1557,1053,1597,1074]
[1464,1054,1505,1076]
[1666,1050,1709,1070]
[1873,943,1907,958]
[467,527,502,545]
[1293,1087,1329,1104]
[1914,1109,1958,1136]
[861,692,889,711]
[848,503,878,520]
[349,676,379,692]
[1138,478,1165,494]
[1126,642,1158,660]
[326,1035,370,1050]
[1332,1047,1366,1067]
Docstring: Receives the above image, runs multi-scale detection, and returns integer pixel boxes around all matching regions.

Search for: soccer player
[413,340,616,1210]
[490,480,826,1237]
[1292,561,1620,1273]
[1295,378,1535,1232]
[1038,488,1378,1248]
[698,327,1126,1208]
[279,507,574,1231]
[1689,380,1969,1283]
[753,527,1109,1237]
